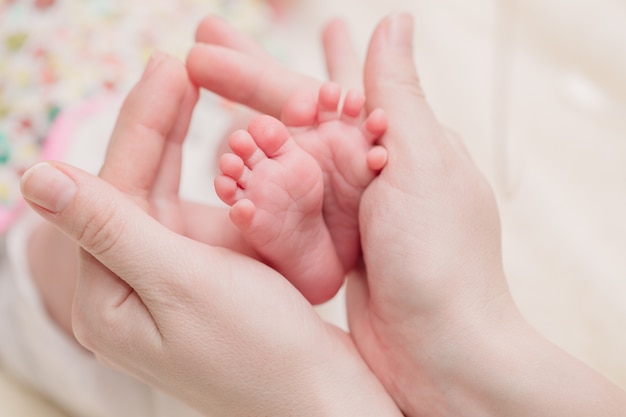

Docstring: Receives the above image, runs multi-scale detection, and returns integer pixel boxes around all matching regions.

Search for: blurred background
[1,0,625,415]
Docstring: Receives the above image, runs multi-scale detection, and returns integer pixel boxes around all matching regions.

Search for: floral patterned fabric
[0,0,277,231]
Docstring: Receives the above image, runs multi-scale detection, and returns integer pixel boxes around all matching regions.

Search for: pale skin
[21,43,403,417]
[20,13,626,417]
[28,64,386,334]
[215,83,387,302]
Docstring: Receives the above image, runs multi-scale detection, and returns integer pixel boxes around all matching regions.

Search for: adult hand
[20,54,401,416]
[348,14,626,417]
[192,13,626,417]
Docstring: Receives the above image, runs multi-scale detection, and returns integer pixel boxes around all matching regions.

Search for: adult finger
[149,76,198,233]
[186,44,320,118]
[322,18,363,91]
[99,52,195,203]
[195,15,270,60]
[20,162,168,359]
[363,14,449,167]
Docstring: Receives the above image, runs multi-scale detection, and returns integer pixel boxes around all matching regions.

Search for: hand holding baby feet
[215,115,344,304]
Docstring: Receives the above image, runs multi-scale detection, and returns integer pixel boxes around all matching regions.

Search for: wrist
[304,328,403,417]
[424,292,528,416]
[379,286,522,416]
[407,292,626,417]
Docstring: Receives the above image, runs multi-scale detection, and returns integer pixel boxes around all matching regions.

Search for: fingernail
[20,162,77,213]
[387,13,413,49]
[143,50,168,79]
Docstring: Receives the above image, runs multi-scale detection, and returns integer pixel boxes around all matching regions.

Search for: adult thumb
[364,14,446,162]
[19,161,173,358]
[364,14,421,107]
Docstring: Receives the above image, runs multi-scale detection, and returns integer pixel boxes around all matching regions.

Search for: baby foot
[281,82,388,272]
[215,115,344,304]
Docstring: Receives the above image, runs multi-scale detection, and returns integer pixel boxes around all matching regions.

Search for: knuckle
[74,199,126,258]
[72,305,98,351]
